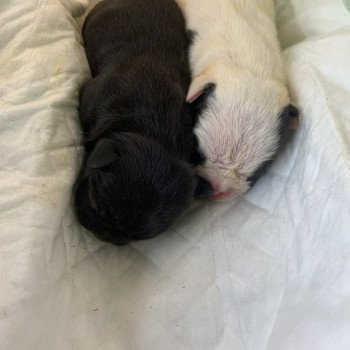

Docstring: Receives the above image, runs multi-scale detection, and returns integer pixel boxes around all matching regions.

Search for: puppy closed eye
[194,176,213,198]
[247,160,273,186]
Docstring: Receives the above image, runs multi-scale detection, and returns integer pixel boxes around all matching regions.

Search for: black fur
[75,0,212,245]
[247,104,299,185]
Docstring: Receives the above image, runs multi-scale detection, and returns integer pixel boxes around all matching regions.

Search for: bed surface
[1,0,349,349]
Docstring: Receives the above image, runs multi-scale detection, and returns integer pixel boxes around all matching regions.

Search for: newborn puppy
[75,0,212,245]
[178,0,299,201]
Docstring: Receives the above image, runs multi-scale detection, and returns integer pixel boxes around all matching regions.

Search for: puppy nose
[211,189,237,201]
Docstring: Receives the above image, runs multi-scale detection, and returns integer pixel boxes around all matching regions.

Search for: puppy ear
[194,176,213,199]
[187,83,216,117]
[87,139,119,169]
[282,104,300,130]
[187,70,215,103]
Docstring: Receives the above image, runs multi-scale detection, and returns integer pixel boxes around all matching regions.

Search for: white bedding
[0,0,350,349]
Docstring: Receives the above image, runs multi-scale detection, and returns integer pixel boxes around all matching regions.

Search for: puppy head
[188,67,299,201]
[75,133,211,245]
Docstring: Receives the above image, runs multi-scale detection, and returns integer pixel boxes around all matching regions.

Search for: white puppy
[178,0,299,201]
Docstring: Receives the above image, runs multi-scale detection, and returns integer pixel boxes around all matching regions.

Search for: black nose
[194,176,214,199]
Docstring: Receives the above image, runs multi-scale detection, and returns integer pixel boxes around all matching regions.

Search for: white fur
[178,0,292,200]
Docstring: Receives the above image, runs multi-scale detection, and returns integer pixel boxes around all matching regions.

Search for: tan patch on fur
[177,0,187,10]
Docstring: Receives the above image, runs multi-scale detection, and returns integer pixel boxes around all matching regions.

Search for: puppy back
[83,0,190,77]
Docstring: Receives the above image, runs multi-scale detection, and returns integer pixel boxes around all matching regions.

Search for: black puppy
[75,0,212,245]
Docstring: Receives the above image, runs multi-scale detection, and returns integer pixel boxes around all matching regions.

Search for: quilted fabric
[0,0,349,349]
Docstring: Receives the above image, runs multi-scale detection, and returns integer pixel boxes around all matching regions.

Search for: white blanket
[1,0,349,349]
